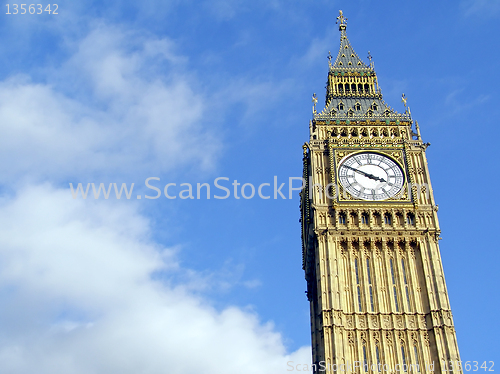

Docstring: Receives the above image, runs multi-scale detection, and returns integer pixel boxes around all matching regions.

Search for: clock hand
[344,165,386,183]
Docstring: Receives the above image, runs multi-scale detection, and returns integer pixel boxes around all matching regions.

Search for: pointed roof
[313,11,411,122]
[332,25,369,70]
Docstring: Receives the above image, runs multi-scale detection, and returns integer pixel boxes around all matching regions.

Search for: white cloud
[460,0,500,16]
[0,20,311,374]
[0,25,220,185]
[0,184,311,374]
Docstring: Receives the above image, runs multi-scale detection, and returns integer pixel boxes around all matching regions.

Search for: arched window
[339,213,346,225]
[384,213,392,225]
[407,213,415,225]
[361,213,369,225]
[355,102,361,111]
[396,212,404,226]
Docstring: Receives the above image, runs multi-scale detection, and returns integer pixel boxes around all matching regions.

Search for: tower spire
[331,11,368,70]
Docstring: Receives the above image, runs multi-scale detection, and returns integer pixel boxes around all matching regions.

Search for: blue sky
[0,0,498,372]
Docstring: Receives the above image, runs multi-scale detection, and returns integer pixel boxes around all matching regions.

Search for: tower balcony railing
[314,112,412,122]
[327,88,382,98]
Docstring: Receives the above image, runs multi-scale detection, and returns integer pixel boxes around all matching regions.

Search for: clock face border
[333,150,409,202]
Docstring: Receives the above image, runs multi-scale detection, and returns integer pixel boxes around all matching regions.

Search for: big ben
[300,11,460,373]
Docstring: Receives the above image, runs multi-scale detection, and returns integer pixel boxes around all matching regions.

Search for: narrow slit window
[355,258,360,284]
[401,346,407,371]
[402,259,411,310]
[367,258,372,284]
[367,258,374,312]
[413,346,420,372]
[355,258,362,312]
[363,346,368,372]
[369,288,374,312]
[402,259,408,284]
[376,346,381,368]
[406,288,411,311]
[390,258,399,312]
[393,287,399,312]
[390,258,396,284]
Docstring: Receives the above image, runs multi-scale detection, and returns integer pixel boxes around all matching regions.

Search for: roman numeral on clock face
[338,152,405,201]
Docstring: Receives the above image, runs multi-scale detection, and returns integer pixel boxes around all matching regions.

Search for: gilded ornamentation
[336,10,347,27]
[301,11,460,367]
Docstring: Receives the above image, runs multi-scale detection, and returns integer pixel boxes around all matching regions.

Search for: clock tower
[300,11,460,373]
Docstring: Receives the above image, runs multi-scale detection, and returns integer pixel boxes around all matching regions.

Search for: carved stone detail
[302,16,461,368]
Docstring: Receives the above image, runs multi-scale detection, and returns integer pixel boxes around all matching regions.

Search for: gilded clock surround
[334,150,408,203]
[300,11,460,374]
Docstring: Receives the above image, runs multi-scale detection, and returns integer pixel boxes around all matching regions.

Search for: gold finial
[401,93,407,107]
[336,10,347,30]
[312,93,318,113]
[368,51,374,68]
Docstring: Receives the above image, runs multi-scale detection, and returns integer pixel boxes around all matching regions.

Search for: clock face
[338,152,405,201]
